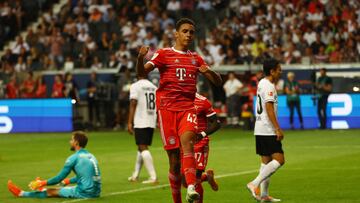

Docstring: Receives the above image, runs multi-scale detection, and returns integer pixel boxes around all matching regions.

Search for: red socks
[196,180,204,203]
[168,172,182,203]
[182,152,197,185]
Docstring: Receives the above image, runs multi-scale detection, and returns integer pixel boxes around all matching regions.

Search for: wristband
[200,131,207,137]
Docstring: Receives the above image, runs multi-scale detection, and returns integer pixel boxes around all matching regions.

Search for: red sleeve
[204,99,216,117]
[196,54,208,67]
[148,49,165,69]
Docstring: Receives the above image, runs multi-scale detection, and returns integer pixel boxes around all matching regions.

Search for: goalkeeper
[8,131,101,199]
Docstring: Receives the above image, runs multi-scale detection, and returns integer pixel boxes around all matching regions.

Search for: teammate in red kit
[136,18,222,203]
[183,93,221,203]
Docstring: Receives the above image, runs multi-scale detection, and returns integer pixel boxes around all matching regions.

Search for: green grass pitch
[1,129,359,203]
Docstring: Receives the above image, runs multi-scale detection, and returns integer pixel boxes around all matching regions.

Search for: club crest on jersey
[268,91,273,96]
[168,136,176,145]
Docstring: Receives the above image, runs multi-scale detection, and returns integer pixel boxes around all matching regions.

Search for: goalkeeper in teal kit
[8,131,101,199]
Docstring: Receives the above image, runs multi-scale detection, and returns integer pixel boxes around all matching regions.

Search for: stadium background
[0,0,359,202]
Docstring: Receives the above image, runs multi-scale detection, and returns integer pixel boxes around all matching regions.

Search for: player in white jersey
[127,75,158,184]
[247,59,284,202]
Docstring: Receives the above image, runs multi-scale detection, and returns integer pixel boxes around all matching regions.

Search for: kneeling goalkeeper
[8,131,101,199]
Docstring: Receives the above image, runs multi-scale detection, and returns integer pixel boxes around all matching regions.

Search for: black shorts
[255,135,284,156]
[134,128,154,145]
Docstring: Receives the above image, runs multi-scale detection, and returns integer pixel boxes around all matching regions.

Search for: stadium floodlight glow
[71,99,76,104]
[353,86,359,92]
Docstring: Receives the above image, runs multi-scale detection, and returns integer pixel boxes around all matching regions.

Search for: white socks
[141,150,157,180]
[132,151,143,178]
[251,160,281,187]
[260,163,270,197]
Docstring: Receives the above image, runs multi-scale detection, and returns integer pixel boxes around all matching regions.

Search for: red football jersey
[6,83,18,98]
[194,93,216,144]
[147,47,207,111]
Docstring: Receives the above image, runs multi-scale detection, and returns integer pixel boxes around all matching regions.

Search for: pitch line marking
[59,169,258,203]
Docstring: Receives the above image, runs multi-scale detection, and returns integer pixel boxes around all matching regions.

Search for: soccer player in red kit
[136,18,222,203]
[189,93,221,203]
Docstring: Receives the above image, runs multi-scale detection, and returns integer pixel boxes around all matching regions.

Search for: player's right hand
[28,177,47,190]
[194,133,203,143]
[138,46,149,57]
[275,129,284,141]
[60,178,70,186]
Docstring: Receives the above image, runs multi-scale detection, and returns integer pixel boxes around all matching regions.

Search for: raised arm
[136,46,155,77]
[199,65,223,86]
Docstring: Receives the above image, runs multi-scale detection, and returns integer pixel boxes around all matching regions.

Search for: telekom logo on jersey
[176,68,186,81]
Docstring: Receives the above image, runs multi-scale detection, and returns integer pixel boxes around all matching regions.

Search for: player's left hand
[138,46,149,57]
[28,177,47,190]
[275,129,284,141]
[127,123,134,135]
[199,65,210,73]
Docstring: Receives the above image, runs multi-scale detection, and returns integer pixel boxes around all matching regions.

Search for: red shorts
[194,143,209,171]
[158,109,197,150]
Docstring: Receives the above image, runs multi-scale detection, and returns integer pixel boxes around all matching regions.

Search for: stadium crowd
[0,0,359,127]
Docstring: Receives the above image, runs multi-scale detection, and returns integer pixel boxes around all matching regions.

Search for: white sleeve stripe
[264,98,275,102]
[146,61,155,67]
[206,112,216,117]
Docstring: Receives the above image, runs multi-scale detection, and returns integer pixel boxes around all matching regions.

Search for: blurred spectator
[64,56,75,72]
[98,32,110,51]
[11,36,29,55]
[314,46,329,63]
[64,72,79,102]
[108,54,119,69]
[223,72,243,126]
[49,29,65,69]
[118,55,134,72]
[251,34,267,59]
[284,43,301,64]
[5,74,18,99]
[51,74,64,98]
[20,71,35,98]
[284,72,304,129]
[115,43,131,60]
[311,34,325,55]
[223,49,238,65]
[76,16,89,33]
[14,56,27,72]
[34,75,47,98]
[316,68,332,129]
[1,48,16,64]
[77,28,89,42]
[90,56,103,70]
[201,48,214,66]
[87,72,100,126]
[166,0,180,18]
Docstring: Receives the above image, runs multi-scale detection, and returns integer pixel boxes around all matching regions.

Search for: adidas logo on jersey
[174,59,179,63]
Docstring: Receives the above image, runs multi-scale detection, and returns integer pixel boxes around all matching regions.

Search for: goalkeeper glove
[28,177,47,191]
[59,178,70,186]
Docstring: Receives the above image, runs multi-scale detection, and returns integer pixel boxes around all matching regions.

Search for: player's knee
[46,188,59,197]
[278,157,285,165]
[138,145,148,151]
